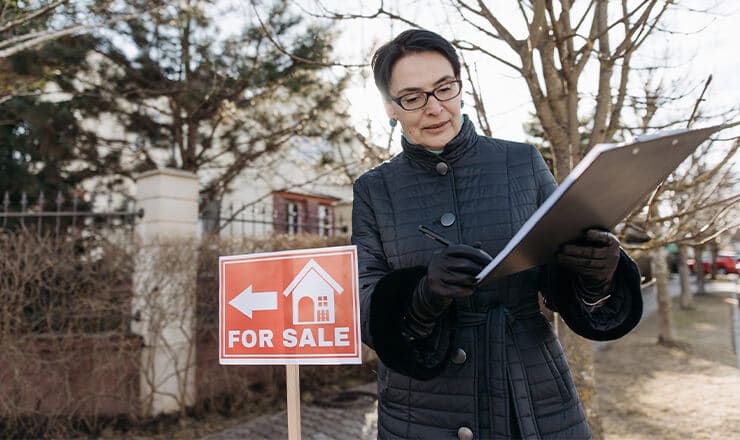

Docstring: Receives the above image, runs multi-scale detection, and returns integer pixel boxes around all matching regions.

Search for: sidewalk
[199,275,739,440]
[199,382,378,440]
[595,276,740,439]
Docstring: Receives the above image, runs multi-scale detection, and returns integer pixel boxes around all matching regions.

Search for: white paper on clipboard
[476,123,727,286]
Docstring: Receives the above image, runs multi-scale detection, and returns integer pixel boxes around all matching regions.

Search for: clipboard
[476,123,728,286]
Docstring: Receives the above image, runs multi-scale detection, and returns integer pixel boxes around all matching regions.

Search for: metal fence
[200,199,350,237]
[1,191,143,237]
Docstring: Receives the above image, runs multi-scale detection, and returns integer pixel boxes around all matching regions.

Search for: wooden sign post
[286,364,301,440]
[218,245,362,439]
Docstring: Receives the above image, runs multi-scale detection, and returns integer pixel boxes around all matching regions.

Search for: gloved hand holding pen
[402,227,492,340]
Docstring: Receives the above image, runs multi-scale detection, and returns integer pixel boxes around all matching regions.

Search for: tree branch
[0,0,66,34]
[0,6,162,58]
[687,75,712,128]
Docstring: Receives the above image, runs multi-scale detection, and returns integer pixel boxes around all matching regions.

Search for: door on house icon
[297,296,314,322]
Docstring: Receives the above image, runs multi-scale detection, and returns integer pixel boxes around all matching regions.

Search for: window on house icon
[316,295,329,322]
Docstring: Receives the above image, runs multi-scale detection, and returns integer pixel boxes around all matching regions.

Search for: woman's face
[384,51,462,150]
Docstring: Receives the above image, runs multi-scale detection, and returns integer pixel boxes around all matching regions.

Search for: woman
[351,29,642,439]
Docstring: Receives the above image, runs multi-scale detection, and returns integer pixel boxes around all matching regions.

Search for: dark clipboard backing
[476,124,726,286]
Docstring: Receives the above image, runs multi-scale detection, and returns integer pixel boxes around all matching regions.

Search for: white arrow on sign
[228,285,278,319]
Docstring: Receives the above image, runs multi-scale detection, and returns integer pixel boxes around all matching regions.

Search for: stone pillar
[132,168,199,416]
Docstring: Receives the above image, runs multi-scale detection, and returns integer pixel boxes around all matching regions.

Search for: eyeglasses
[390,80,462,111]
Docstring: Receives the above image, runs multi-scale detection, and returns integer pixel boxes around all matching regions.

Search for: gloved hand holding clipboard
[476,122,736,286]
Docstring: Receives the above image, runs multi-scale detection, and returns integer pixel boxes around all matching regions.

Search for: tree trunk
[694,244,706,294]
[678,244,693,309]
[549,145,602,437]
[709,241,719,279]
[653,246,676,345]
[557,325,603,439]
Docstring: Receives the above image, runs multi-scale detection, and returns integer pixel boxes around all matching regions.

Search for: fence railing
[200,200,350,237]
[1,191,143,237]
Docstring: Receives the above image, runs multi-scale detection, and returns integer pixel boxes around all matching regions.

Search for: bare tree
[303,1,701,174]
[677,244,692,308]
[619,119,738,344]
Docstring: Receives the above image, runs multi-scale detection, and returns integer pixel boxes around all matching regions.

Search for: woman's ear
[384,100,396,120]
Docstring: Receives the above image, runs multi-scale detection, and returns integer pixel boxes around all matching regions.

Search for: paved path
[668,276,740,368]
[199,382,378,440]
[200,275,739,440]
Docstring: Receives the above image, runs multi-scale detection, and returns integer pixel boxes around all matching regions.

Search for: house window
[317,205,333,237]
[272,191,338,236]
[316,295,330,322]
[287,202,301,235]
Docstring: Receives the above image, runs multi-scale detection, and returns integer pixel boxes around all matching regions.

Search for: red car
[687,252,739,275]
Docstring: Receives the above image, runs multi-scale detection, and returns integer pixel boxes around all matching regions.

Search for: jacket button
[451,347,467,364]
[435,162,449,175]
[457,426,474,440]
[440,212,455,227]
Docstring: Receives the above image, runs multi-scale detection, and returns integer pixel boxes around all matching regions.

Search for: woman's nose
[424,95,443,114]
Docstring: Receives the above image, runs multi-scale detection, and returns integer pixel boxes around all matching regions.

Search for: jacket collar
[401,115,478,167]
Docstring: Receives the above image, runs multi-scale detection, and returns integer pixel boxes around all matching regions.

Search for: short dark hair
[371,29,461,100]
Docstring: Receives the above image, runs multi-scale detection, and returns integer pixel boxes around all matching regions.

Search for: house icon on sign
[283,259,344,325]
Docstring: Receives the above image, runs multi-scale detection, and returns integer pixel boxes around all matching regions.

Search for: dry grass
[1,231,376,438]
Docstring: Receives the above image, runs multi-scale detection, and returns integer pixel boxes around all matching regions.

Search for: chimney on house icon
[283,259,343,325]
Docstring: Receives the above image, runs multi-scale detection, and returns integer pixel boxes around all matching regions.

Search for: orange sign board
[219,245,361,365]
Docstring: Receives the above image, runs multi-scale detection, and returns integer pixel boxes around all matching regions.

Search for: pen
[418,225,453,247]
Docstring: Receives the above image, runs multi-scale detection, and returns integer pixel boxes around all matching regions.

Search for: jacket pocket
[537,338,572,405]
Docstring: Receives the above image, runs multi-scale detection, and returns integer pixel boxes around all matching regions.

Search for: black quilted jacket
[351,117,643,439]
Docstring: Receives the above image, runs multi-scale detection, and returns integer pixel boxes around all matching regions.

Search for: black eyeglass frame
[389,79,463,111]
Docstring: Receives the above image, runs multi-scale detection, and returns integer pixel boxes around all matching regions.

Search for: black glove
[556,228,621,303]
[403,244,492,340]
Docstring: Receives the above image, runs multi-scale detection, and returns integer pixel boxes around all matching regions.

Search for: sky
[309,0,740,153]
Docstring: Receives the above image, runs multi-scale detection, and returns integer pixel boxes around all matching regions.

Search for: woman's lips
[424,120,449,132]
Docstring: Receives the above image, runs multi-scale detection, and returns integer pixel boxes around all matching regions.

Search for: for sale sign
[219,245,361,365]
